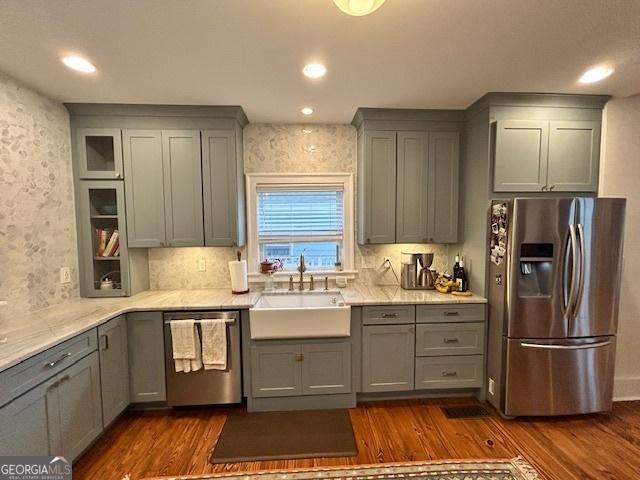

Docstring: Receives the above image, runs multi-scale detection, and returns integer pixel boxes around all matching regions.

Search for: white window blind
[256,185,344,270]
[257,186,344,241]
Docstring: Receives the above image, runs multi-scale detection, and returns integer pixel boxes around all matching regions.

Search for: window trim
[246,173,356,280]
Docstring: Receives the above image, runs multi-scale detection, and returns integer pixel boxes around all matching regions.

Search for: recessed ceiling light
[301,107,314,115]
[579,66,614,84]
[333,0,385,16]
[303,63,327,79]
[62,55,96,73]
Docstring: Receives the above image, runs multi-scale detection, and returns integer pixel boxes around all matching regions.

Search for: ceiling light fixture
[62,55,96,73]
[301,107,314,115]
[303,63,327,79]
[579,66,614,84]
[333,0,385,16]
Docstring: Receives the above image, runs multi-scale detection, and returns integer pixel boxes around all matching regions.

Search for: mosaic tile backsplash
[0,71,79,319]
[148,124,449,289]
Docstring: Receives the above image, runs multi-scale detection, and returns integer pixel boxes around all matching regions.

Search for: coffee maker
[400,253,436,290]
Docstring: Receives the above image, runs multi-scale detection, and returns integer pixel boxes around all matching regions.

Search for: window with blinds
[257,186,344,270]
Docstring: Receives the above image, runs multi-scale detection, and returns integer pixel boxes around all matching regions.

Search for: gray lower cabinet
[415,323,485,357]
[98,315,129,426]
[415,355,483,390]
[162,130,204,246]
[428,132,459,243]
[0,351,103,461]
[251,340,351,398]
[358,130,397,244]
[0,375,59,456]
[301,342,351,395]
[56,351,103,461]
[123,130,166,247]
[127,312,166,403]
[251,344,302,398]
[547,121,600,192]
[362,324,415,392]
[202,129,245,247]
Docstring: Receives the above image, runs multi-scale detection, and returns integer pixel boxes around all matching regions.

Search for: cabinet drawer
[416,323,485,357]
[416,304,485,323]
[0,330,98,407]
[415,355,483,390]
[362,305,415,325]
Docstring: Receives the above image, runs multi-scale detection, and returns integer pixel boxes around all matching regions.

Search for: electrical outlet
[197,258,206,272]
[59,267,71,284]
[488,378,495,396]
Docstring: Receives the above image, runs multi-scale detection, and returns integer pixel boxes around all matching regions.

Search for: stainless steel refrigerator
[486,197,626,417]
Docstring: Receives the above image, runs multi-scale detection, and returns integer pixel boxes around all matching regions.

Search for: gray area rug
[209,409,358,464]
[142,457,539,479]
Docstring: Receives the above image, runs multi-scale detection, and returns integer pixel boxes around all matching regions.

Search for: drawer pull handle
[100,334,110,351]
[381,313,399,318]
[443,338,459,344]
[444,311,460,316]
[442,371,458,377]
[45,352,72,369]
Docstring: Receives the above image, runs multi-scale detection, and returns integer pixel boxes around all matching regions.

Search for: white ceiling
[1,0,639,123]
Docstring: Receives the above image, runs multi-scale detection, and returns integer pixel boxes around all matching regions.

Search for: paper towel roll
[229,260,248,294]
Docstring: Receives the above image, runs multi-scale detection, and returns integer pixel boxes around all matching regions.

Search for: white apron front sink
[249,292,351,340]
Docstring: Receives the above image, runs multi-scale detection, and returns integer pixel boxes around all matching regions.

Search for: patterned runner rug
[138,457,539,480]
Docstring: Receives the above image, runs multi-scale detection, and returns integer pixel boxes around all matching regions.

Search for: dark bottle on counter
[456,257,468,292]
[452,254,461,282]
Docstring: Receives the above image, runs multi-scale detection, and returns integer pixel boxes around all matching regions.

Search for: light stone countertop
[0,286,485,374]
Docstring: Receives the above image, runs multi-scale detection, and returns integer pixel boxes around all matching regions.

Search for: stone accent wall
[0,71,78,320]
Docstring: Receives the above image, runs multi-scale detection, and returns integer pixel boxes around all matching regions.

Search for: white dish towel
[200,319,227,370]
[170,320,203,373]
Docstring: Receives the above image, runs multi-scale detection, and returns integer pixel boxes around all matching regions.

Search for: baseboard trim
[613,375,640,401]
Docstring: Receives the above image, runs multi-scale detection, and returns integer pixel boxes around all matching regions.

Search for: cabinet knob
[295,354,304,362]
[549,185,556,191]
[542,185,548,192]
[115,172,121,178]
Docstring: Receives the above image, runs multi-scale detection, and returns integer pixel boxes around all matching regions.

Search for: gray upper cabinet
[301,342,351,395]
[98,315,129,426]
[123,130,166,247]
[547,121,600,192]
[362,324,415,392]
[56,351,103,461]
[162,130,204,246]
[202,129,245,246]
[127,312,166,403]
[76,128,124,180]
[428,132,459,243]
[359,130,397,244]
[493,118,601,193]
[396,132,429,243]
[355,111,462,245]
[494,120,549,192]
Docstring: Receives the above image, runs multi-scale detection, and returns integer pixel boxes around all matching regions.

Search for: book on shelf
[95,228,120,257]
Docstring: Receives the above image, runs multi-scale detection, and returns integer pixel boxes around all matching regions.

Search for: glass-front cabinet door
[78,181,129,297]
[76,128,124,179]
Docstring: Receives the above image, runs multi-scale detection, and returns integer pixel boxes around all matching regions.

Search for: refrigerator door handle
[564,225,579,319]
[575,223,586,315]
[520,340,611,350]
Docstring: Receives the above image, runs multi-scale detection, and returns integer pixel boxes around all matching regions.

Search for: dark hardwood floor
[73,398,640,480]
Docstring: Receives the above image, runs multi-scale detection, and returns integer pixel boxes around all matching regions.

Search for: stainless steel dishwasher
[163,311,242,406]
